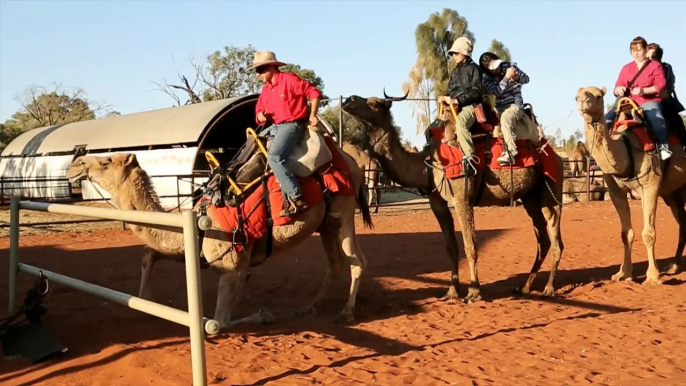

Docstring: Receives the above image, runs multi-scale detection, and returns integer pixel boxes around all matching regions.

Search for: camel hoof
[440,287,460,302]
[666,263,682,275]
[642,276,662,286]
[462,291,482,304]
[335,307,354,324]
[296,306,318,317]
[611,271,633,282]
[259,309,276,325]
[541,286,556,298]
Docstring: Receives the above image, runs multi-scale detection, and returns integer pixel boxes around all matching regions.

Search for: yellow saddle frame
[614,97,646,124]
[204,128,273,196]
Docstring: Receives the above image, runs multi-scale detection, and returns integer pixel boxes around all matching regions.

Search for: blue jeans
[605,97,669,146]
[265,121,305,199]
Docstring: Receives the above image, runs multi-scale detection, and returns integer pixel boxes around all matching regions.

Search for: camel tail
[357,185,374,229]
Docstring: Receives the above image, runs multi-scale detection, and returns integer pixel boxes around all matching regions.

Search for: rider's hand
[309,114,319,127]
[505,67,516,79]
[614,86,627,96]
[257,111,268,123]
[630,87,643,96]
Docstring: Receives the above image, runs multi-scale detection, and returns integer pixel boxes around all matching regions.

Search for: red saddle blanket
[611,119,680,152]
[428,126,560,183]
[206,136,354,251]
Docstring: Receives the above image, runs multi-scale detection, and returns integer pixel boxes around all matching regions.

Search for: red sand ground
[0,201,685,385]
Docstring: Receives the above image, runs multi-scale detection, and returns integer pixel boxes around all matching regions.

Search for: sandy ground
[0,200,685,386]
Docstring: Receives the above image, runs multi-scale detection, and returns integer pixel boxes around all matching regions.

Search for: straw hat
[246,50,286,71]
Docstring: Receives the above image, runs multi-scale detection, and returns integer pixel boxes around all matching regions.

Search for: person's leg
[605,96,622,130]
[453,105,477,177]
[453,105,476,157]
[496,104,522,164]
[641,101,671,160]
[266,121,307,209]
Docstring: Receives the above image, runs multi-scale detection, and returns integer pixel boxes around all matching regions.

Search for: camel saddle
[611,107,681,153]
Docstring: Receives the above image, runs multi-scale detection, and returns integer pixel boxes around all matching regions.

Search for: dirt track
[1,200,685,385]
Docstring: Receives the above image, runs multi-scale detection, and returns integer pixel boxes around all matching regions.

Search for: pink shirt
[614,60,666,105]
[255,72,322,125]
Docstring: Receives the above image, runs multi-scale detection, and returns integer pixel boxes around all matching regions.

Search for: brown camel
[568,141,590,177]
[575,86,686,282]
[342,142,382,211]
[66,147,372,329]
[341,93,565,301]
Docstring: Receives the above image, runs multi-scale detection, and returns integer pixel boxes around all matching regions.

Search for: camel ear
[599,86,606,96]
[111,153,138,168]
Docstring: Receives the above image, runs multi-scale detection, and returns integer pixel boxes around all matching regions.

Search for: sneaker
[280,196,309,217]
[497,152,515,165]
[659,145,672,161]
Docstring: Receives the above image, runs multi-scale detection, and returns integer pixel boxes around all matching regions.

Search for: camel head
[341,88,408,129]
[575,86,606,123]
[67,153,139,189]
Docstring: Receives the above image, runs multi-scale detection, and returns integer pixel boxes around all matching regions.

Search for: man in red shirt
[248,50,322,216]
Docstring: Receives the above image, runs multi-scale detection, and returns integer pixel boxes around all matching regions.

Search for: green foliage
[1,84,111,151]
[157,45,326,107]
[405,9,512,132]
[414,8,475,98]
[487,39,512,62]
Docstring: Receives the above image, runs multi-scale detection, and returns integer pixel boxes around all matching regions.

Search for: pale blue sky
[1,0,685,146]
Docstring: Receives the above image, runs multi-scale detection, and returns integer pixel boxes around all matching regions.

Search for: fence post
[339,95,343,146]
[9,196,20,313]
[182,209,208,386]
[586,156,592,202]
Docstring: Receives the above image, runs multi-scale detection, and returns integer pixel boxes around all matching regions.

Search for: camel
[342,142,382,211]
[575,86,686,283]
[66,145,372,329]
[562,177,605,204]
[341,93,565,301]
[568,141,590,177]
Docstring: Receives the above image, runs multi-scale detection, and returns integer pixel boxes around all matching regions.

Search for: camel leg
[297,229,341,317]
[665,193,686,275]
[213,252,259,329]
[428,192,461,300]
[518,195,552,295]
[641,188,662,285]
[453,200,481,303]
[335,210,367,323]
[139,247,161,300]
[541,196,563,297]
[607,179,635,281]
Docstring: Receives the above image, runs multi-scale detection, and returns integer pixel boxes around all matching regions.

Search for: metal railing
[7,196,218,386]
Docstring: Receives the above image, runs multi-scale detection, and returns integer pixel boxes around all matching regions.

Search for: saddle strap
[261,176,274,259]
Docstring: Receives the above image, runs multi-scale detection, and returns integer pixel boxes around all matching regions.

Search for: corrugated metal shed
[1,95,257,157]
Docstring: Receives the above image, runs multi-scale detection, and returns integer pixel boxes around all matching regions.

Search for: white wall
[0,148,208,210]
[80,147,207,210]
[0,155,75,198]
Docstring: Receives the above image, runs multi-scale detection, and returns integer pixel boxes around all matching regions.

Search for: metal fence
[7,196,217,386]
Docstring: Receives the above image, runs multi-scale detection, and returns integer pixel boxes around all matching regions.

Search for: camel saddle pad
[266,128,333,178]
[611,119,680,152]
[208,136,354,251]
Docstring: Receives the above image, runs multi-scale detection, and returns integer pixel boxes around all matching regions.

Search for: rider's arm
[514,65,530,84]
[255,92,268,125]
[642,61,666,96]
[483,74,506,96]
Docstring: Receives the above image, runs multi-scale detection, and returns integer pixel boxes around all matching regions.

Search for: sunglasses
[255,66,268,74]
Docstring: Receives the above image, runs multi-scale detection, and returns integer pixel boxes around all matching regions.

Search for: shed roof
[1,95,258,157]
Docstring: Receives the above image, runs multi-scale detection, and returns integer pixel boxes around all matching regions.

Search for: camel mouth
[66,170,87,184]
